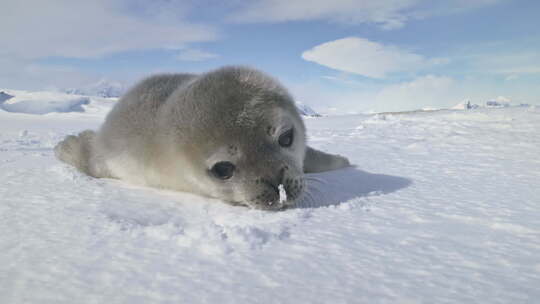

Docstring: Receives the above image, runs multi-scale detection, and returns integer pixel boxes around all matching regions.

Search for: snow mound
[0,90,90,114]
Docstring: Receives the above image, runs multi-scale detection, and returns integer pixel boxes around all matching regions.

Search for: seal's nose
[266,165,289,192]
[278,165,288,184]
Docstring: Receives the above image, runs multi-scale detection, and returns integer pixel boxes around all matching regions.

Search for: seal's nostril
[278,166,288,184]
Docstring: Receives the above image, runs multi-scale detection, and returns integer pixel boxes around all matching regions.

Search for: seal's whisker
[305,180,329,207]
[302,189,316,208]
[305,176,326,184]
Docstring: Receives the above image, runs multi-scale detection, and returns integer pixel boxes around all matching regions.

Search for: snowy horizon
[1,87,533,117]
[2,0,540,113]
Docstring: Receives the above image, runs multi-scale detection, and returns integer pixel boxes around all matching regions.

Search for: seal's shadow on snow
[297,167,411,208]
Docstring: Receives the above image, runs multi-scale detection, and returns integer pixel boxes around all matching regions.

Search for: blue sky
[2,0,539,112]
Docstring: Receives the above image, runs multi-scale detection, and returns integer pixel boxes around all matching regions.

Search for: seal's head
[159,66,306,210]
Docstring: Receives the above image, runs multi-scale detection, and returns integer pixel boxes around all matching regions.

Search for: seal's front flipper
[303,146,350,173]
[54,130,109,178]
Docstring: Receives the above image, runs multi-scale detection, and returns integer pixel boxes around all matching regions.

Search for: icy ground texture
[1,103,539,303]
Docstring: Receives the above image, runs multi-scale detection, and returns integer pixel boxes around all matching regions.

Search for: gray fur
[54,66,350,210]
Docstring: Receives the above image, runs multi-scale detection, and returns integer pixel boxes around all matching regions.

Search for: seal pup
[55,66,350,210]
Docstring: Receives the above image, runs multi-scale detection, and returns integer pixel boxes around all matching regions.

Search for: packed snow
[1,90,539,303]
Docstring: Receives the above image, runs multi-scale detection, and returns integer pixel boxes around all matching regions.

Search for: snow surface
[1,93,539,303]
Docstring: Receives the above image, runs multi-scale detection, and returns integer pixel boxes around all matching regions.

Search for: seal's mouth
[256,184,289,210]
[246,184,302,211]
[227,174,305,211]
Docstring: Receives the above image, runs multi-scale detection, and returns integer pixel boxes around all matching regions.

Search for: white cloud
[290,75,473,113]
[321,75,366,86]
[292,71,540,114]
[0,0,217,59]
[0,0,218,90]
[302,37,445,78]
[475,52,540,76]
[373,75,458,111]
[0,58,100,91]
[505,75,519,81]
[229,0,503,29]
[175,49,219,62]
[230,0,415,29]
[411,0,504,18]
[494,96,510,103]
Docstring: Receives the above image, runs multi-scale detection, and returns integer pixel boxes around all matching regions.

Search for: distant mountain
[0,91,14,103]
[486,96,511,107]
[295,102,321,117]
[65,79,125,98]
[450,96,534,110]
[452,99,479,110]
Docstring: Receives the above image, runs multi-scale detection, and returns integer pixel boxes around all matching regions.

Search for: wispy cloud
[229,0,503,29]
[290,75,469,113]
[373,75,458,110]
[175,49,219,62]
[0,0,219,89]
[472,51,540,77]
[302,37,447,78]
[0,58,99,91]
[229,0,414,29]
[0,0,217,59]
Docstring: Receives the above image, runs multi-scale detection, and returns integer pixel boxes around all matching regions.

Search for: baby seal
[55,66,350,210]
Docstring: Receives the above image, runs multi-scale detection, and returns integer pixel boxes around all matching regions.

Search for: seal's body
[55,66,349,210]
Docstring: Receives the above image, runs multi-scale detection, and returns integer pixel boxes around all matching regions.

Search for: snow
[1,92,539,303]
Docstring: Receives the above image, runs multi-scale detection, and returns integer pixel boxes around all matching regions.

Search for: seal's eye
[211,161,235,180]
[278,128,294,147]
